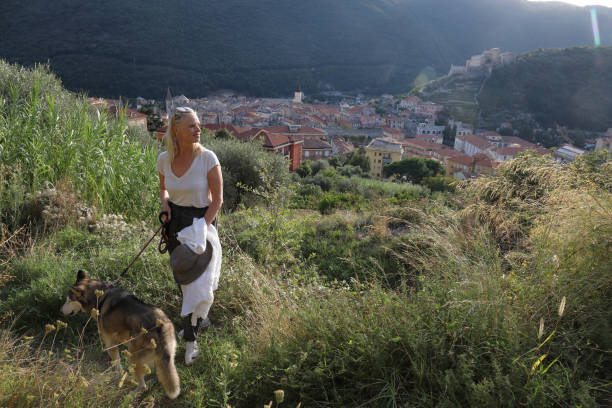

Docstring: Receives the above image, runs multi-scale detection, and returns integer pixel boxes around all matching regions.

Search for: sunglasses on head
[174,106,193,114]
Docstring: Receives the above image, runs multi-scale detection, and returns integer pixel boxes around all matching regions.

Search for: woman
[157,106,223,365]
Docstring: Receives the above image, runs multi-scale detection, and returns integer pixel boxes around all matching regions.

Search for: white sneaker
[185,341,199,366]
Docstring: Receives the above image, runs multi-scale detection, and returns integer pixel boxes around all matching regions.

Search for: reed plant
[0,62,160,225]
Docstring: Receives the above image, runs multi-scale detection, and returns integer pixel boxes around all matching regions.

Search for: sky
[529,0,612,6]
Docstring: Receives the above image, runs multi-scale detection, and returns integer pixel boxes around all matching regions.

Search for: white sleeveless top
[156,149,220,208]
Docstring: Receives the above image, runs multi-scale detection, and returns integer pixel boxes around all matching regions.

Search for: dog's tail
[155,322,180,399]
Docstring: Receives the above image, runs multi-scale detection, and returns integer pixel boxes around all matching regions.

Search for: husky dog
[60,270,180,399]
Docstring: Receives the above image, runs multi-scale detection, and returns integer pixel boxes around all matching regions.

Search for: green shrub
[199,135,290,211]
[308,159,330,175]
[317,191,365,214]
[295,161,312,177]
[290,183,323,209]
[422,174,456,192]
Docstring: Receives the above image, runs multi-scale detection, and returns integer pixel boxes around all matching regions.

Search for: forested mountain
[479,46,612,132]
[0,0,610,98]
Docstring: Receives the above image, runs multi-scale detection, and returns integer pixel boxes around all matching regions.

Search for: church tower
[165,87,174,117]
[293,85,303,104]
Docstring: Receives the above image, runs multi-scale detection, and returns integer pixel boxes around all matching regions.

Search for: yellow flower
[44,324,56,334]
[95,290,104,298]
[90,308,99,318]
[56,320,68,330]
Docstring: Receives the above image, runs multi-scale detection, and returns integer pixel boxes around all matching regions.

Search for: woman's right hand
[162,203,172,222]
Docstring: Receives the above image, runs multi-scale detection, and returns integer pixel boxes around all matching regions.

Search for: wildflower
[274,389,285,404]
[156,319,164,327]
[150,339,157,349]
[95,290,104,298]
[23,336,34,340]
[45,324,56,334]
[558,296,566,317]
[144,365,151,374]
[90,308,99,318]
[56,320,68,330]
[122,350,132,357]
[140,327,148,335]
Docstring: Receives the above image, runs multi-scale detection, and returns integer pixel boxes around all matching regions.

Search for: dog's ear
[76,269,87,282]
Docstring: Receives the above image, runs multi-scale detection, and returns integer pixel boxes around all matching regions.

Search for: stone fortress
[448,48,516,77]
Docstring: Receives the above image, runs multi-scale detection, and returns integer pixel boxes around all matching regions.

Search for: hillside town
[90,58,612,180]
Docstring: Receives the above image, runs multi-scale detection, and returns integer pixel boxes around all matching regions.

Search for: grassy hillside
[1,63,611,407]
[479,46,612,131]
[0,0,611,97]
[417,75,484,124]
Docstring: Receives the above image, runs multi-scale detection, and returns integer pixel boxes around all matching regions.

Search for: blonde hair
[164,107,204,160]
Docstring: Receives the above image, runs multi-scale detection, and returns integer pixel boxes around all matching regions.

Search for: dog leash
[109,212,170,286]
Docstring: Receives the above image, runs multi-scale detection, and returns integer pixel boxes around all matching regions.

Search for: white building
[553,145,585,163]
[417,121,445,136]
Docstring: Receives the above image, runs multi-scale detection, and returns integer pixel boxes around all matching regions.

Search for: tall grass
[0,61,160,222]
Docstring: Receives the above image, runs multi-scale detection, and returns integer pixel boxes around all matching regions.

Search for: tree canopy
[383,157,444,184]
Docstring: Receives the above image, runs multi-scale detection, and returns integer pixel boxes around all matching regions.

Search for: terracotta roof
[262,126,326,136]
[367,138,403,152]
[383,127,405,136]
[332,137,355,155]
[403,139,440,150]
[106,106,148,119]
[203,124,246,135]
[457,134,492,150]
[345,106,363,115]
[472,153,497,167]
[303,138,332,150]
[435,150,465,161]
[236,128,267,142]
[499,136,537,148]
[262,133,291,148]
[493,146,527,155]
[448,154,475,166]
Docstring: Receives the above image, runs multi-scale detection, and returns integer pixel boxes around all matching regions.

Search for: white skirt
[177,222,222,325]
